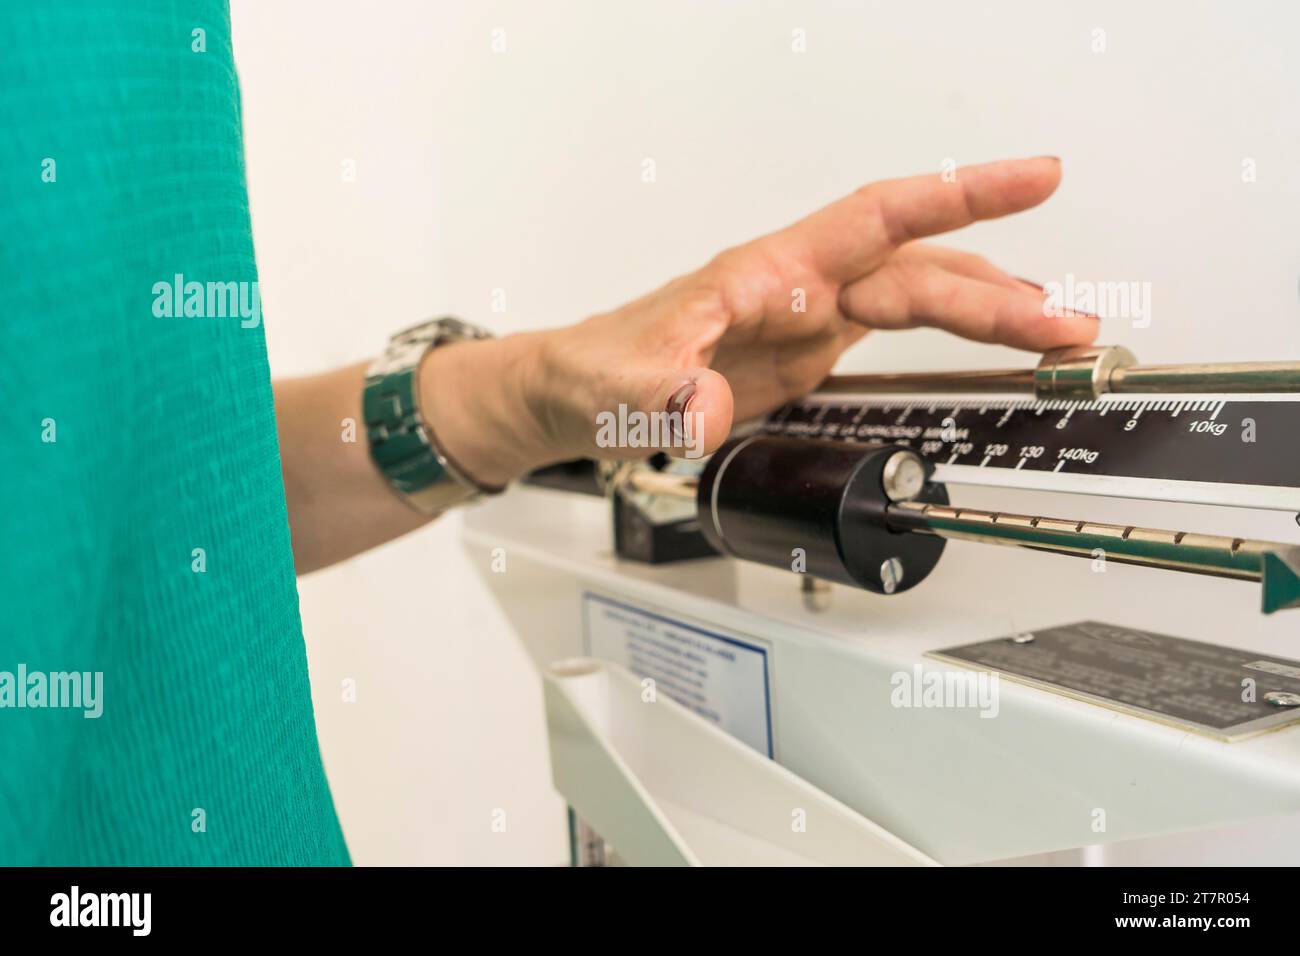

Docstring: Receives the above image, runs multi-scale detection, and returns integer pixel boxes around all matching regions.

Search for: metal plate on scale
[763,394,1300,510]
[929,621,1300,741]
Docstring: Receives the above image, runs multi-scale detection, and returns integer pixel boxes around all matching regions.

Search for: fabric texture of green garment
[0,1,350,864]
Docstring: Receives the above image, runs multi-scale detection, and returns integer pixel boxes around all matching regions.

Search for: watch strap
[364,317,500,513]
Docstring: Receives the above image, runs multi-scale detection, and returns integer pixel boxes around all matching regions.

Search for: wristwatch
[363,317,503,513]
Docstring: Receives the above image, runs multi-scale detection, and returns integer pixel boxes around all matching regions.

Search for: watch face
[396,319,444,343]
[395,317,490,349]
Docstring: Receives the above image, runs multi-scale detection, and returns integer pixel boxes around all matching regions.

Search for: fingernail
[1015,277,1045,292]
[666,382,696,418]
[666,382,696,443]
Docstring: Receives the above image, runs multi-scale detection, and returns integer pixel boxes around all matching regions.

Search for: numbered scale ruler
[762,393,1300,511]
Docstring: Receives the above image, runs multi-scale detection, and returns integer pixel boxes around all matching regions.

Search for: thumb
[594,366,734,461]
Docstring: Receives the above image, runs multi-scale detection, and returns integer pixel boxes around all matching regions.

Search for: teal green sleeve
[0,1,350,865]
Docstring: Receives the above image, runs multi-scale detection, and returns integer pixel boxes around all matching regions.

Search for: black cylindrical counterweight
[696,435,948,594]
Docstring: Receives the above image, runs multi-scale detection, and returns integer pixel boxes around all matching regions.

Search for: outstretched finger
[773,157,1063,283]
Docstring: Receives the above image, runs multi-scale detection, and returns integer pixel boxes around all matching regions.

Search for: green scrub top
[0,1,351,864]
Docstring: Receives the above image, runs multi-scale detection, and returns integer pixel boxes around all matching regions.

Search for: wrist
[416,329,561,489]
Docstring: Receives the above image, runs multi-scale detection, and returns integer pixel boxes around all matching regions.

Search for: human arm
[275,157,1096,573]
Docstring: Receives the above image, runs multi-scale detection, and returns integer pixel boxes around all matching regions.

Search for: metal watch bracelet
[363,317,503,514]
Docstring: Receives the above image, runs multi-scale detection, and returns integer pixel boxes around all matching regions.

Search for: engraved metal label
[929,620,1300,741]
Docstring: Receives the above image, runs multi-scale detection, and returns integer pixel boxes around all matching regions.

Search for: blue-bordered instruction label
[582,592,773,756]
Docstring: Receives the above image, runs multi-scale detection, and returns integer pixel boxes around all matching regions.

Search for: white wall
[230,0,1300,864]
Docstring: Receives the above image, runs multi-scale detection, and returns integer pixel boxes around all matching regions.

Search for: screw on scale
[882,449,926,501]
[801,575,833,612]
[878,449,920,594]
[879,558,904,594]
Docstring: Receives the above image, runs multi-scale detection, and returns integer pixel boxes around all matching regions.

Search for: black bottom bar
[0,864,1285,941]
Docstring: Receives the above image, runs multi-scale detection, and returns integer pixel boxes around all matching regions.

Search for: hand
[422,157,1098,486]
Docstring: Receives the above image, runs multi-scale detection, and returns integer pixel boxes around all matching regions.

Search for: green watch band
[363,317,501,513]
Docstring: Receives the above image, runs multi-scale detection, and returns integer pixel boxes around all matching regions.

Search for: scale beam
[596,346,1300,612]
[618,440,1300,614]
[765,344,1300,512]
[886,500,1300,615]
[820,345,1300,400]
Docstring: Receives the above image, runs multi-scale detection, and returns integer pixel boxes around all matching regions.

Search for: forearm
[274,331,556,574]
